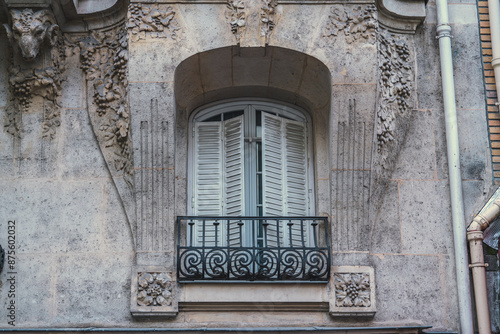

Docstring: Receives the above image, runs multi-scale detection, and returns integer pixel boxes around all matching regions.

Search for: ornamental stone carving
[77,26,133,178]
[260,0,277,43]
[4,9,60,61]
[3,8,65,139]
[324,5,377,44]
[127,3,180,42]
[334,273,371,307]
[137,272,173,307]
[330,266,376,317]
[131,267,177,318]
[66,23,136,241]
[376,32,412,170]
[227,0,245,42]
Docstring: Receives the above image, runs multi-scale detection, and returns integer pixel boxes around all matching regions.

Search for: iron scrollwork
[177,216,330,281]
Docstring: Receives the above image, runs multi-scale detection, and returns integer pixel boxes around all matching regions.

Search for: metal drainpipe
[435,0,474,333]
[488,0,500,108]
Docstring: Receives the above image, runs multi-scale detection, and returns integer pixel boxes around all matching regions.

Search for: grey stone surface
[399,180,454,255]
[60,108,109,179]
[0,35,8,107]
[103,182,135,253]
[370,181,401,254]
[392,110,436,180]
[60,52,85,109]
[414,24,442,111]
[372,254,447,325]
[457,109,490,181]
[53,253,133,325]
[0,179,104,254]
[451,25,485,111]
[10,255,54,325]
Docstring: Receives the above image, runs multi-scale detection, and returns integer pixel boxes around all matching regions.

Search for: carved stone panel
[370,32,414,216]
[131,266,178,318]
[324,5,377,44]
[227,0,246,42]
[3,7,66,139]
[330,266,376,317]
[127,3,180,42]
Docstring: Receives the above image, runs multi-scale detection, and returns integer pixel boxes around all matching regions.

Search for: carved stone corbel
[3,7,65,139]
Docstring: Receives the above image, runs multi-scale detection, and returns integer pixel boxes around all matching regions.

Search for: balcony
[177,216,331,282]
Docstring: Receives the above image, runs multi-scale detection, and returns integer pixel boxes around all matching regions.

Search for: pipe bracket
[469,262,489,268]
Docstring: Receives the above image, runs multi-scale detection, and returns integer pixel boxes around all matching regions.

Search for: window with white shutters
[189,101,314,247]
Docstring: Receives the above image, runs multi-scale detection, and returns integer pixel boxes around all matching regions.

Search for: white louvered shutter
[223,116,245,246]
[193,121,223,246]
[262,113,308,247]
[193,116,245,247]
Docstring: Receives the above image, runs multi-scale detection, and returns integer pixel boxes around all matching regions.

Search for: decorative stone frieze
[227,0,246,42]
[131,267,178,318]
[330,266,376,317]
[260,0,277,43]
[3,8,65,139]
[324,5,377,44]
[376,32,412,171]
[127,3,180,42]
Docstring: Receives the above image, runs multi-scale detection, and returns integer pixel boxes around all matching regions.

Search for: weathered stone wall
[0,0,496,332]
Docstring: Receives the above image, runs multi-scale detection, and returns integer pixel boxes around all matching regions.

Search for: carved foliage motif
[260,0,277,42]
[3,8,65,139]
[137,272,173,307]
[227,0,245,41]
[376,33,412,168]
[127,3,180,42]
[324,5,377,44]
[334,273,371,307]
[77,26,133,177]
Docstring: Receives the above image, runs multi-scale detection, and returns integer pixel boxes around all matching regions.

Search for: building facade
[0,0,498,332]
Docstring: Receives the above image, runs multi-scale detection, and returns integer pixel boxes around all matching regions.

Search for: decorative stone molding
[127,3,180,42]
[260,0,277,43]
[376,32,412,171]
[324,5,377,44]
[66,23,137,242]
[3,7,65,139]
[377,0,426,34]
[227,0,245,42]
[330,266,376,317]
[131,267,178,318]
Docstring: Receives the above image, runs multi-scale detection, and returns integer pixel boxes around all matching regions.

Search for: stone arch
[173,45,332,217]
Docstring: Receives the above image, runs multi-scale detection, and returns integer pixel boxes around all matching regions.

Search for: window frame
[187,98,316,220]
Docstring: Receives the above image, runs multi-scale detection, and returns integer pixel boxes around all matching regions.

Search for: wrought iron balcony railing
[177,216,330,282]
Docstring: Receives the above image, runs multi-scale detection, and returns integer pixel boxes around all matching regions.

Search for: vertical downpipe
[435,0,474,332]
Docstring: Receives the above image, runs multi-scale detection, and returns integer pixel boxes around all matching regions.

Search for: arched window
[187,100,315,248]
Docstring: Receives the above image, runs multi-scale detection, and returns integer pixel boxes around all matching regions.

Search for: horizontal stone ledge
[180,301,330,312]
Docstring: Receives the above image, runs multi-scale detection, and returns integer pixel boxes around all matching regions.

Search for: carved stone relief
[334,273,371,307]
[3,8,66,139]
[227,0,246,42]
[137,272,173,307]
[127,3,180,42]
[260,0,277,43]
[66,24,136,242]
[131,267,177,318]
[330,266,376,316]
[324,5,377,44]
[375,32,412,171]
